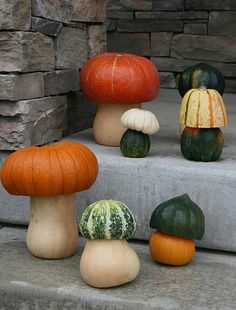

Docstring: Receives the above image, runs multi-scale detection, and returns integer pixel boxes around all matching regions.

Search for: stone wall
[0,0,106,150]
[107,0,236,92]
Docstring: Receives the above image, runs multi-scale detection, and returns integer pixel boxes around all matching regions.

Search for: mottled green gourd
[150,193,205,240]
[178,62,225,97]
[120,129,150,158]
[80,200,136,239]
[181,127,224,162]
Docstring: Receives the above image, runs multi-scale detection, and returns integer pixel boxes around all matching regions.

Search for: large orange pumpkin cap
[0,141,99,197]
[80,52,160,105]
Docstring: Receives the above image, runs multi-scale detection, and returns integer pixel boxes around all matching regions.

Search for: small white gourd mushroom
[120,108,160,158]
[79,200,140,288]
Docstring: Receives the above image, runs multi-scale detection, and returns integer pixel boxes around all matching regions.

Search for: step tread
[0,227,236,309]
[70,89,236,172]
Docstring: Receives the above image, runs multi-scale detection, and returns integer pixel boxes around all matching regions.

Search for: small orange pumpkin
[80,52,160,105]
[149,231,195,266]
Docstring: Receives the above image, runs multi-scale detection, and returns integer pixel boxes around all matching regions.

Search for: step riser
[1,165,235,253]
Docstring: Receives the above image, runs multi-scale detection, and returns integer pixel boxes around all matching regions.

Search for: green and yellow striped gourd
[80,200,136,239]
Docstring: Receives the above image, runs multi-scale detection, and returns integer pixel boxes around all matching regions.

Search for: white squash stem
[93,103,141,146]
[80,239,140,288]
[27,194,79,259]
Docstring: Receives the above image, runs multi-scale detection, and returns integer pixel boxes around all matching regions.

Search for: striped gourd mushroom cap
[179,88,228,128]
[80,200,137,240]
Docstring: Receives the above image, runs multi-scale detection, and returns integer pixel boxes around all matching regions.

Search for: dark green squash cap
[178,62,225,97]
[150,194,205,240]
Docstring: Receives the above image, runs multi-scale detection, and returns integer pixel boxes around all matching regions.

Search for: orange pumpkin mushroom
[0,141,98,259]
[80,52,160,146]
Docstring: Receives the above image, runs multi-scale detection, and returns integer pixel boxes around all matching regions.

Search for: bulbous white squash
[80,239,140,288]
[121,108,160,135]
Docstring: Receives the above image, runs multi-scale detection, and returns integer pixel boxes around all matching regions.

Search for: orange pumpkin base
[93,103,141,146]
[149,231,195,266]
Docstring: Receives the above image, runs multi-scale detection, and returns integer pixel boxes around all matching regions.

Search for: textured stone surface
[107,32,150,56]
[209,11,236,36]
[184,23,207,35]
[108,0,152,11]
[152,0,184,11]
[135,11,208,20]
[65,91,97,135]
[96,0,107,22]
[159,72,176,88]
[0,96,67,150]
[107,19,117,31]
[107,10,134,19]
[117,19,183,33]
[225,79,236,93]
[152,57,236,77]
[32,0,73,23]
[186,0,236,10]
[72,0,106,22]
[0,73,44,101]
[55,27,88,69]
[72,0,96,22]
[171,34,236,62]
[0,227,236,310]
[88,25,106,57]
[67,21,87,30]
[151,32,173,57]
[0,0,31,30]
[45,69,80,96]
[30,17,63,37]
[0,32,55,72]
[107,0,236,92]
[1,90,236,252]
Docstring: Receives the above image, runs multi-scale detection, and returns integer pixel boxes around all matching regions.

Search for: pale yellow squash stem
[27,194,79,259]
[93,103,141,146]
[80,239,140,288]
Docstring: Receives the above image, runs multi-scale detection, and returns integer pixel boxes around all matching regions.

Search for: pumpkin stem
[80,239,140,288]
[93,103,141,146]
[27,194,79,259]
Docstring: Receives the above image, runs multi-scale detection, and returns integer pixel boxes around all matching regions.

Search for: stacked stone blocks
[0,0,106,150]
[107,0,236,92]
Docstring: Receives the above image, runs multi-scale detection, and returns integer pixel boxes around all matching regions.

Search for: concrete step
[0,226,236,310]
[0,89,236,252]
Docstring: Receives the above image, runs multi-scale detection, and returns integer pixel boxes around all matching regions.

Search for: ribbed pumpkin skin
[0,141,98,196]
[150,194,205,240]
[149,232,195,266]
[178,63,225,97]
[80,52,160,105]
[121,108,160,135]
[80,200,137,240]
[179,88,227,128]
[181,127,224,162]
[120,129,150,158]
